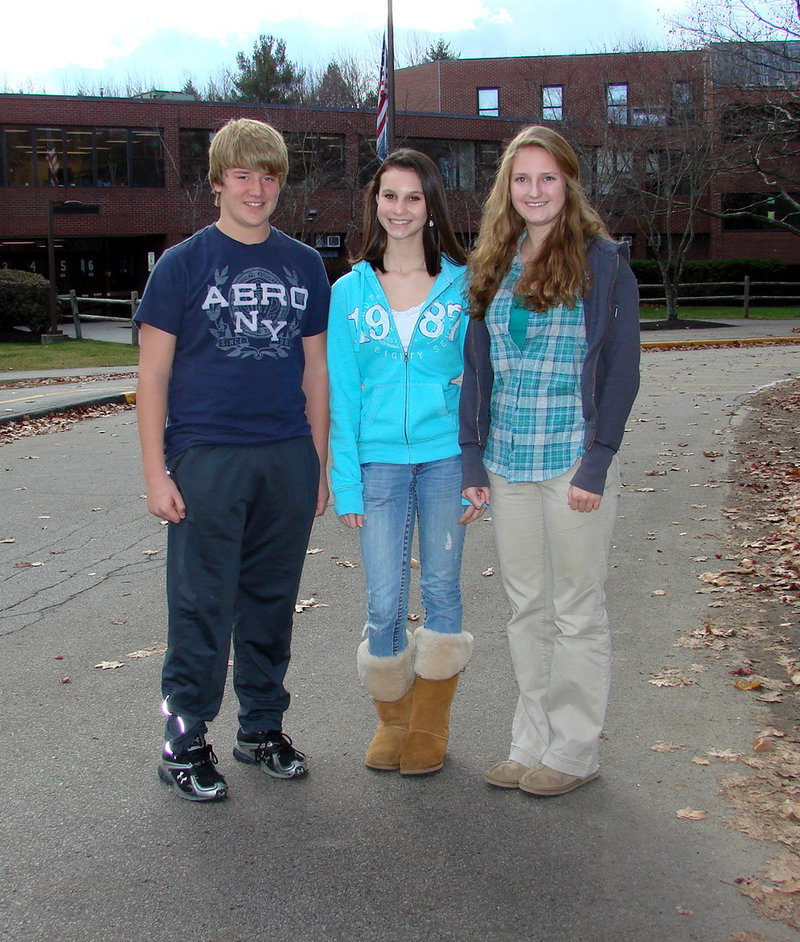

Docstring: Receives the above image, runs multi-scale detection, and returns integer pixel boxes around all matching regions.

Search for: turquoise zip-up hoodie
[328,257,468,517]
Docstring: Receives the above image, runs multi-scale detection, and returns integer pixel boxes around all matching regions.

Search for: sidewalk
[1,318,799,426]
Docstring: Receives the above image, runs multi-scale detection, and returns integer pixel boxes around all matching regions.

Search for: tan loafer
[484,759,536,789]
[519,764,599,796]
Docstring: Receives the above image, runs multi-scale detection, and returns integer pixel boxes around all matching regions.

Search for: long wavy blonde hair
[468,126,608,319]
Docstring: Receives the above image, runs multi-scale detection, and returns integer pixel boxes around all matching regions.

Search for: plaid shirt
[483,252,587,483]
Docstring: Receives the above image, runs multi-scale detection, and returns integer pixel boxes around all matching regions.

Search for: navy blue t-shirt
[135,224,329,462]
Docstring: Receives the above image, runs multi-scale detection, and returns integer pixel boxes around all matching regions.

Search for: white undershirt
[392,303,423,352]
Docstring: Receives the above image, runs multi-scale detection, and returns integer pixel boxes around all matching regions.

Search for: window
[721,192,800,231]
[475,141,501,184]
[670,82,694,124]
[4,128,34,186]
[541,86,563,122]
[179,129,212,187]
[285,133,344,186]
[95,129,129,186]
[66,129,94,186]
[357,136,381,187]
[606,84,628,125]
[130,130,164,187]
[408,138,499,191]
[36,128,64,186]
[477,88,499,117]
[631,108,667,127]
[596,147,633,195]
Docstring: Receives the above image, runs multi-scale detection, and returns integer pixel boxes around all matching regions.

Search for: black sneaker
[233,729,308,779]
[158,735,228,801]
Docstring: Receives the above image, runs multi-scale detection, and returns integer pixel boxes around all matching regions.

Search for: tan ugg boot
[400,627,473,776]
[357,634,415,771]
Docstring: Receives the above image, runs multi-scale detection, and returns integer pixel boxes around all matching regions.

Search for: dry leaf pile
[682,378,800,931]
[0,400,135,445]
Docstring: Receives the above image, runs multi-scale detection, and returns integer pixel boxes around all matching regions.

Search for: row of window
[0,125,503,194]
[3,127,165,188]
[476,81,694,125]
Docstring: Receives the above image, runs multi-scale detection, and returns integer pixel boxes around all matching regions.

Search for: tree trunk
[664,281,679,322]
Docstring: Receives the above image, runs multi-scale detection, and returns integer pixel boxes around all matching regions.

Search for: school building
[0,42,797,298]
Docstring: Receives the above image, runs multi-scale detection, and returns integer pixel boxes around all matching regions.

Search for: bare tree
[578,56,723,320]
[304,51,378,109]
[674,0,800,234]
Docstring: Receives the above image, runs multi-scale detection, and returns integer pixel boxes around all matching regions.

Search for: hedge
[0,268,51,334]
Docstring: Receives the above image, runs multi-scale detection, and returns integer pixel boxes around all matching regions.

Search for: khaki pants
[488,457,620,777]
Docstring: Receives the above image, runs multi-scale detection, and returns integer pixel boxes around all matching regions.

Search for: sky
[2,0,692,96]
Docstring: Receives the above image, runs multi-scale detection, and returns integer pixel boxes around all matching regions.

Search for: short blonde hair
[207,118,289,204]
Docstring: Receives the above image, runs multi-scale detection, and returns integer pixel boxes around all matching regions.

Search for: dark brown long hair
[352,149,466,275]
[468,126,608,319]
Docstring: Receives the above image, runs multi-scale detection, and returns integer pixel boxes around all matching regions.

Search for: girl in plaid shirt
[460,126,640,796]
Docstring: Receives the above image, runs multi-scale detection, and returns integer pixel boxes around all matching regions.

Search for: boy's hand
[315,480,330,517]
[146,474,186,523]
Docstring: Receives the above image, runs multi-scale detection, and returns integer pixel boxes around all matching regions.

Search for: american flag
[47,143,60,186]
[376,37,388,161]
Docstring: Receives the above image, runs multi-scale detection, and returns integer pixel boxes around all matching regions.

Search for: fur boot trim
[412,626,473,681]
[357,632,415,701]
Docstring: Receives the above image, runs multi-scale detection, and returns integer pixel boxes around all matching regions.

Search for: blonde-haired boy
[135,117,329,801]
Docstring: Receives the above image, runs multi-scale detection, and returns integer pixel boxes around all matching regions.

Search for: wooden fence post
[130,291,139,347]
[69,290,82,340]
[743,276,751,319]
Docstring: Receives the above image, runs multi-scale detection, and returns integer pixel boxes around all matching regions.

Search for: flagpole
[386,0,395,155]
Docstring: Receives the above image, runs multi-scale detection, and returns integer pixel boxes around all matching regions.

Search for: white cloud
[2,0,511,76]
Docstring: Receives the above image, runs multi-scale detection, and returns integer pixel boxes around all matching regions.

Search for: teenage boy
[135,118,330,802]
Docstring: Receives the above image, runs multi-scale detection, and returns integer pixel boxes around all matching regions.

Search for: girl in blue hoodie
[328,149,474,775]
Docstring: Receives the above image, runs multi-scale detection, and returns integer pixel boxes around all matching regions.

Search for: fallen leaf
[677,807,708,820]
[651,589,666,596]
[651,740,686,753]
[335,559,358,568]
[734,678,763,691]
[295,597,329,613]
[0,538,15,544]
[14,561,43,568]
[692,757,711,765]
[482,567,494,576]
[649,667,695,687]
[142,549,159,557]
[306,548,322,555]
[752,737,775,753]
[411,557,420,569]
[128,643,168,659]
[94,661,124,670]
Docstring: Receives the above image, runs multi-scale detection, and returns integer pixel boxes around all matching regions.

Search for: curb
[641,336,800,351]
[0,391,136,427]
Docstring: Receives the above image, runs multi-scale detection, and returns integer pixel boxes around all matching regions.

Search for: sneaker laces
[185,736,219,768]
[261,730,304,763]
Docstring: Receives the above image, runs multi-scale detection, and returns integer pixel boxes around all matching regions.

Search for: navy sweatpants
[161,437,318,754]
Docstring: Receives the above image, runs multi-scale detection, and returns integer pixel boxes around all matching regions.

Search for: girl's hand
[567,484,602,513]
[339,513,365,529]
[459,486,491,524]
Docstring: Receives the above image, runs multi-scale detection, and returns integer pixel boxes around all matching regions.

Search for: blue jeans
[359,455,465,658]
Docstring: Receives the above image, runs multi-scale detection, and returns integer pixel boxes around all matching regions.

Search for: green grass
[0,338,139,376]
[640,305,800,320]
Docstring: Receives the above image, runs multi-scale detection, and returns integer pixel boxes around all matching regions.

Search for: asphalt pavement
[2,321,800,941]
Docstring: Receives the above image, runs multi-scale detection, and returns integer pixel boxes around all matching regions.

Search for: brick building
[1,43,798,300]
